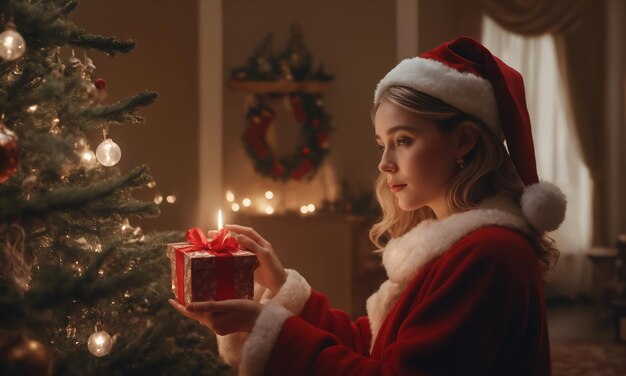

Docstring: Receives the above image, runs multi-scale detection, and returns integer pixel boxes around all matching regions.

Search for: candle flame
[217,209,223,230]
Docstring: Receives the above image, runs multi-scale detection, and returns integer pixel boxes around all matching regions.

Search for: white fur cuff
[239,301,294,376]
[260,268,311,315]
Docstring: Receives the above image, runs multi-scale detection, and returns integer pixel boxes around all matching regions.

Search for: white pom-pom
[520,181,567,232]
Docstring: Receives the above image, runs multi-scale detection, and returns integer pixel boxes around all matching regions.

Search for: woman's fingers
[224,224,269,247]
[186,300,218,312]
[235,233,267,256]
[187,299,254,312]
[168,299,204,321]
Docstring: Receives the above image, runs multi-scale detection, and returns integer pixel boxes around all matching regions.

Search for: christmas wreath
[242,93,332,181]
[232,24,335,181]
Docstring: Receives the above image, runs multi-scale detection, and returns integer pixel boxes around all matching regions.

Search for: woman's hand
[168,299,262,335]
[209,224,287,295]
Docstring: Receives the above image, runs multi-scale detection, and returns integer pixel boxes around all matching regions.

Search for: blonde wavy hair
[368,86,559,274]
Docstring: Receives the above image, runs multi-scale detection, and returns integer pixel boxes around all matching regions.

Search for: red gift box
[167,227,259,305]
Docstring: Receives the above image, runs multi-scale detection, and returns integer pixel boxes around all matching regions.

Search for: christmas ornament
[0,22,26,61]
[94,78,106,89]
[0,119,19,183]
[0,336,52,376]
[66,49,82,75]
[87,323,113,357]
[96,130,121,167]
[82,53,96,79]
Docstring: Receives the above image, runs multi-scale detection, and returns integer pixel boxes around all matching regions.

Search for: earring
[456,157,465,169]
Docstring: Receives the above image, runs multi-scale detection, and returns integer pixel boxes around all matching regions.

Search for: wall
[418,0,483,53]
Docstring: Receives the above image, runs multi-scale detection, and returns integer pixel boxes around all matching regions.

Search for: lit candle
[217,209,223,230]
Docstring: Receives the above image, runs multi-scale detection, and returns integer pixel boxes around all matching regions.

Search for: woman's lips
[390,184,407,193]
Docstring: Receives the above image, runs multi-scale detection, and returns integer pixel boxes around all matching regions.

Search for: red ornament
[0,123,19,183]
[94,78,106,90]
[301,147,310,156]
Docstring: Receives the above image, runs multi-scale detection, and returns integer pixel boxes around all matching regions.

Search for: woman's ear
[454,120,478,158]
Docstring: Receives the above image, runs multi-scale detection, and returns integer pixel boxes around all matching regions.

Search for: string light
[242,198,252,207]
[154,194,163,204]
[81,150,97,168]
[226,191,235,202]
[264,205,274,215]
[265,191,274,199]
[166,195,176,204]
[300,205,309,214]
[307,203,316,213]
[231,203,240,212]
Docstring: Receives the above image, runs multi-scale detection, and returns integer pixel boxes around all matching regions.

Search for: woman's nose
[378,152,397,173]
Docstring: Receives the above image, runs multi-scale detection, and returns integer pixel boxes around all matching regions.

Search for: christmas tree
[0,1,229,375]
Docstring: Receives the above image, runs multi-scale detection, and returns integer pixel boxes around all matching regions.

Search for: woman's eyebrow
[375,125,417,140]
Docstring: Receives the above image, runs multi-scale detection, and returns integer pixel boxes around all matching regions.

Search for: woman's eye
[376,144,385,153]
[395,137,411,147]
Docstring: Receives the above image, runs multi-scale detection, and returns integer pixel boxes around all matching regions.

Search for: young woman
[170,36,567,375]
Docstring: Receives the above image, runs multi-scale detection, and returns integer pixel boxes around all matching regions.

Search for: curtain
[482,0,609,246]
[481,17,593,298]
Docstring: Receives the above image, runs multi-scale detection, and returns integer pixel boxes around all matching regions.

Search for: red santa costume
[216,36,567,375]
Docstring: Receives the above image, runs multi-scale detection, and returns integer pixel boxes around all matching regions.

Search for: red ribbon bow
[184,227,239,253]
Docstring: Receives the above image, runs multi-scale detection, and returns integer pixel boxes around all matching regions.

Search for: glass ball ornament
[87,329,112,357]
[96,138,121,167]
[0,24,26,61]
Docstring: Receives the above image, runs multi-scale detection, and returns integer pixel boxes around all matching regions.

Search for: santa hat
[373,36,566,232]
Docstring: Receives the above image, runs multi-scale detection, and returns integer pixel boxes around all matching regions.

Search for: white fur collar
[366,194,531,350]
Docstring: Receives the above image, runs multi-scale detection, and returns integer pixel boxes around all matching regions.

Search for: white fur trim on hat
[520,181,567,232]
[239,300,293,376]
[373,57,504,141]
